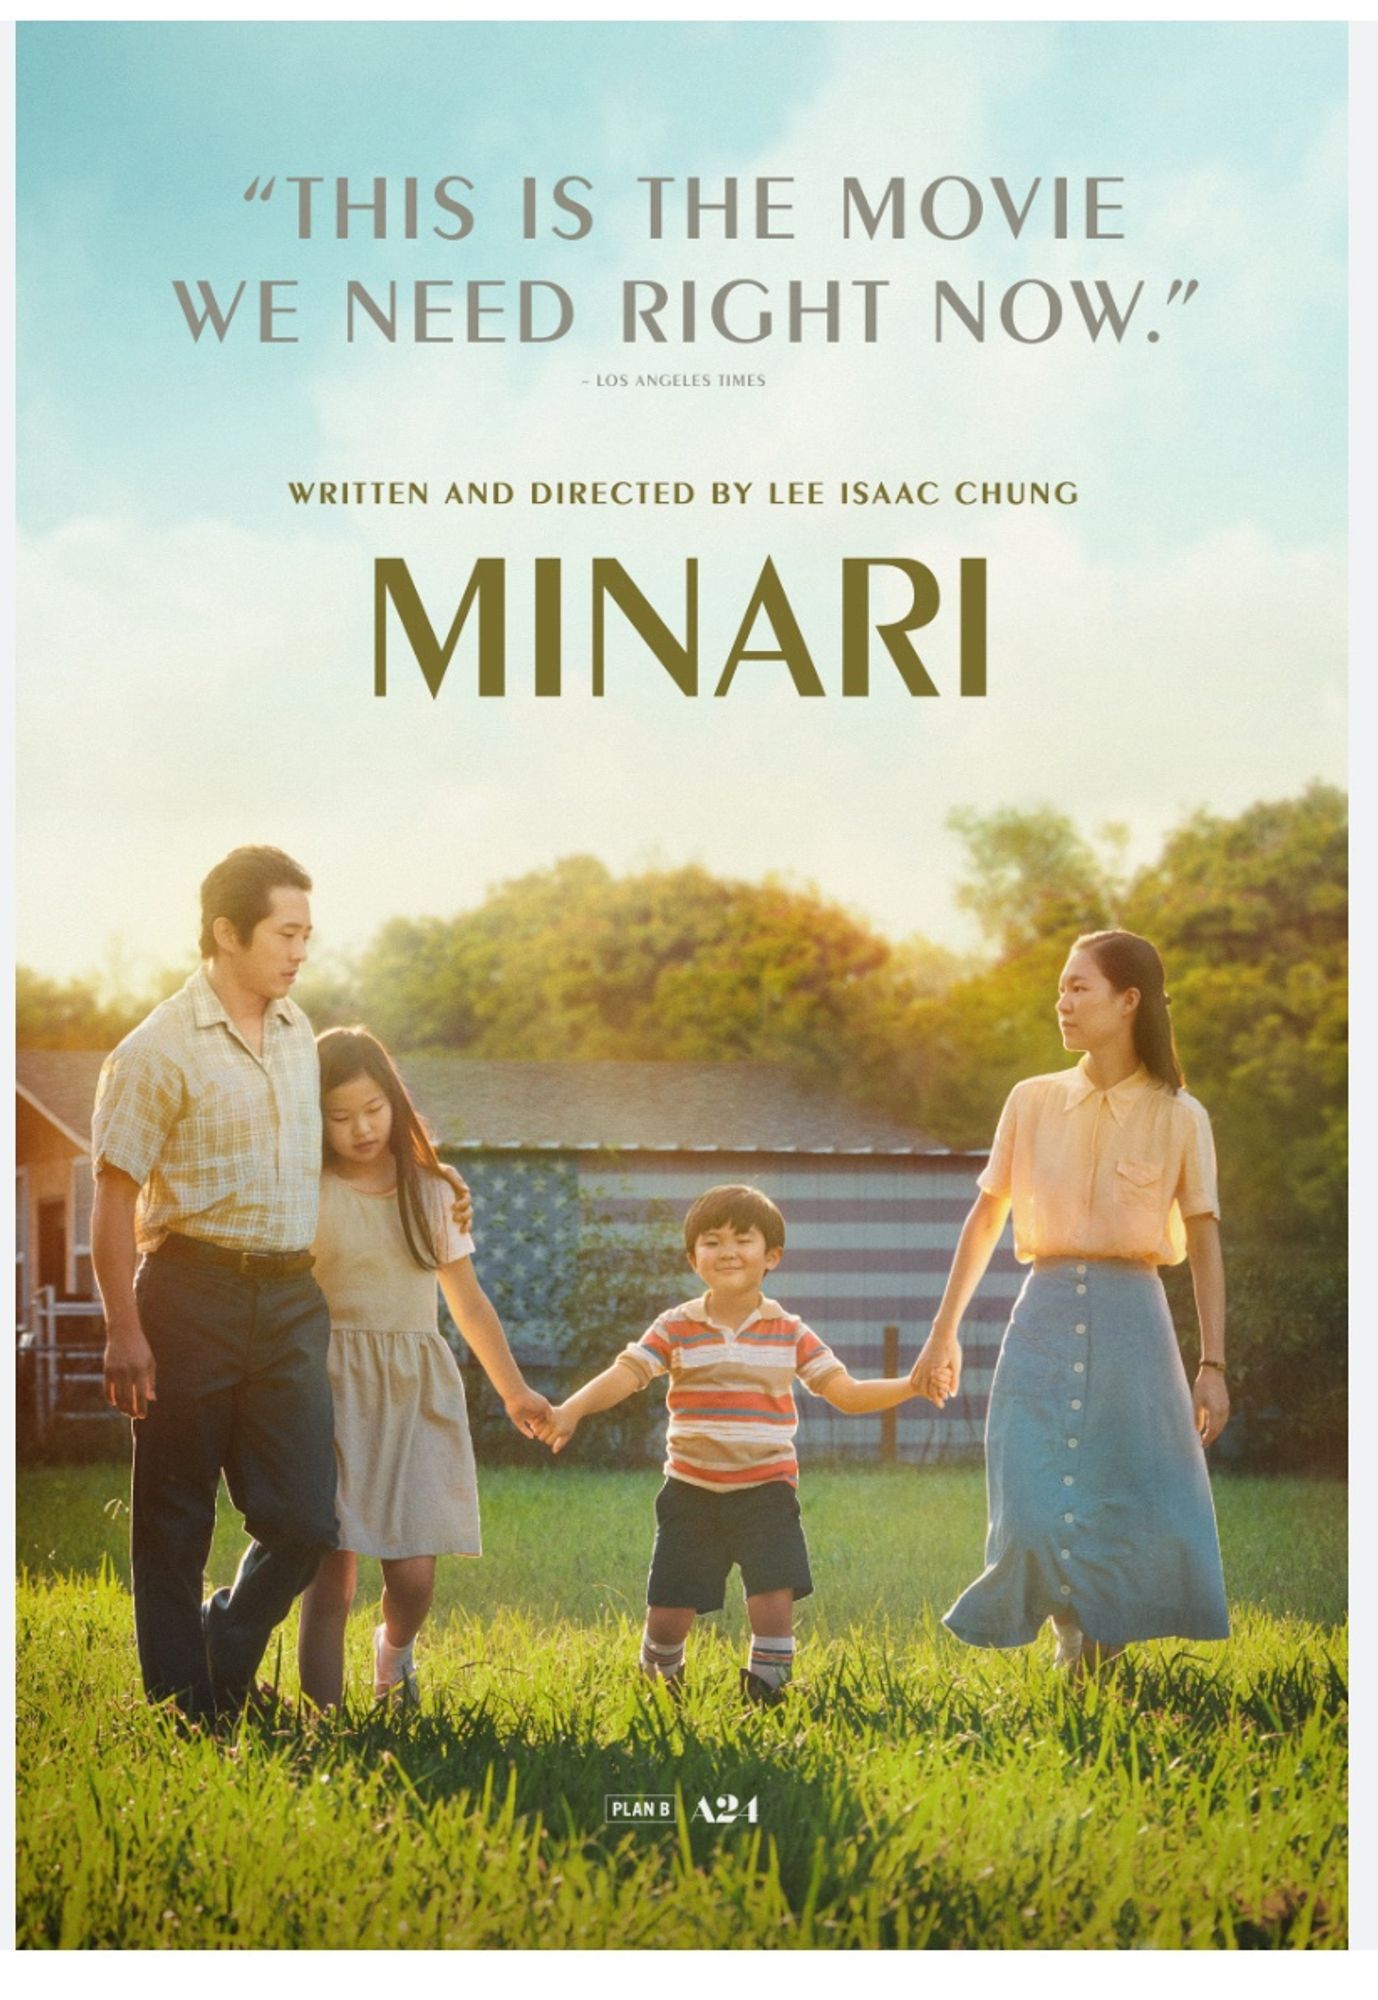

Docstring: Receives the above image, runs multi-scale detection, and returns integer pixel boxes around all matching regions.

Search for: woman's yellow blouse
[977,1058,1220,1266]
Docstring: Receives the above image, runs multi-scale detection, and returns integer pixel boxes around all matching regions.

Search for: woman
[911,930,1230,1673]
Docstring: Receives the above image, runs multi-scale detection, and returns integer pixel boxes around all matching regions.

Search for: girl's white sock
[373,1624,416,1691]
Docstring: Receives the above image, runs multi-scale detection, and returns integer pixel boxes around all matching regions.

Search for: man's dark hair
[199,846,312,958]
[682,1183,786,1258]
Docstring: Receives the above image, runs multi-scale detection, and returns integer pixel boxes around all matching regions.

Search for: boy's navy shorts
[646,1476,814,1612]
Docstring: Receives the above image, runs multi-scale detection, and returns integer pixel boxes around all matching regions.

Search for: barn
[15,1051,1020,1458]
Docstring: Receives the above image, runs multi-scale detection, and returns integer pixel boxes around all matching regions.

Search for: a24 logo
[692,1793,759,1825]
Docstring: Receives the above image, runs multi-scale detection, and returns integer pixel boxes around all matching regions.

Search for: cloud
[18,502,1343,978]
[16,24,1346,978]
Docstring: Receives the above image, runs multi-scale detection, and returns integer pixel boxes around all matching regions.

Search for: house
[15,1052,1019,1457]
[16,1050,105,1327]
[15,1051,109,1433]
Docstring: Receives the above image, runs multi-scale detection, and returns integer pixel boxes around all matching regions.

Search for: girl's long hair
[317,1026,445,1270]
[1073,929,1184,1092]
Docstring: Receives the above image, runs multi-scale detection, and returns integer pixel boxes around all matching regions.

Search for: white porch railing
[16,1287,112,1437]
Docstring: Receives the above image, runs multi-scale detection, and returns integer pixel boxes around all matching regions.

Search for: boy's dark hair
[682,1184,786,1258]
[199,846,312,958]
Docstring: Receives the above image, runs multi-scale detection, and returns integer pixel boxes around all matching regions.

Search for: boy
[536,1183,946,1702]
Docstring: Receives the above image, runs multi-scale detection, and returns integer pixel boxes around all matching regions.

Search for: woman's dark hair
[200,845,312,958]
[1073,929,1184,1092]
[317,1026,445,1270]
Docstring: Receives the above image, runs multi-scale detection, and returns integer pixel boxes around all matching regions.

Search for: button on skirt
[943,1258,1229,1650]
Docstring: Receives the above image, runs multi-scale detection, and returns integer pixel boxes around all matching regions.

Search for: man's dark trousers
[130,1245,338,1720]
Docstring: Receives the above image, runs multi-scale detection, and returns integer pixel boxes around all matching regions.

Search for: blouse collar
[1060,1056,1153,1125]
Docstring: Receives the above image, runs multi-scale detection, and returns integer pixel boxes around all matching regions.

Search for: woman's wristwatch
[1197,1358,1227,1374]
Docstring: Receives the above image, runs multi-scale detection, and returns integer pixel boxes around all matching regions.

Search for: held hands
[530,1402,581,1455]
[910,1329,962,1408]
[1193,1368,1230,1448]
[439,1163,475,1235]
[104,1324,157,1419]
[503,1386,553,1440]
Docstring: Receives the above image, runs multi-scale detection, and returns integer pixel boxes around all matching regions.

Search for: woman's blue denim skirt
[944,1257,1229,1650]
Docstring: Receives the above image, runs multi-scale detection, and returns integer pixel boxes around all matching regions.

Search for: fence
[17,1287,113,1445]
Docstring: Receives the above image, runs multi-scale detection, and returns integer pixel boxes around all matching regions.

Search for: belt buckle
[236,1248,256,1277]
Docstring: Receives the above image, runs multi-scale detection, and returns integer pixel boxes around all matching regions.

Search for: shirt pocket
[177,1075,266,1201]
[1113,1158,1163,1208]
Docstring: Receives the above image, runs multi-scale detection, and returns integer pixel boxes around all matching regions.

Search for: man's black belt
[156,1233,315,1279]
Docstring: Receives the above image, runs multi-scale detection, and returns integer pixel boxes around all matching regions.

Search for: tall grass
[16,1465,1347,1949]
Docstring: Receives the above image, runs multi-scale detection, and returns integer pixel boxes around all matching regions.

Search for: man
[93,847,346,1719]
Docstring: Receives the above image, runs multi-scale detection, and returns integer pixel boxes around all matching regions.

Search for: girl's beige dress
[313,1169,481,1558]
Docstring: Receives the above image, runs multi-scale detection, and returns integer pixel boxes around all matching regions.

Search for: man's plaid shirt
[92,967,321,1254]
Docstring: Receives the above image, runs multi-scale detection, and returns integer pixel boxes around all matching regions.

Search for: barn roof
[16,1050,950,1156]
[401,1057,949,1154]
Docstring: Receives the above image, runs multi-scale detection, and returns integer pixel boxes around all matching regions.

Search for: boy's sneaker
[739,1667,788,1708]
[373,1624,420,1706]
[641,1668,685,1707]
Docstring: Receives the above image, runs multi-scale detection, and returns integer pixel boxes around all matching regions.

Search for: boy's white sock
[639,1627,686,1680]
[747,1634,795,1690]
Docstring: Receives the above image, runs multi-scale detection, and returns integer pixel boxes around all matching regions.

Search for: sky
[16,19,1347,985]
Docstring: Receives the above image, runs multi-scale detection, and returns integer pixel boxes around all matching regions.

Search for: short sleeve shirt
[618,1294,846,1491]
[977,1058,1219,1266]
[91,967,321,1254]
[313,1169,474,1333]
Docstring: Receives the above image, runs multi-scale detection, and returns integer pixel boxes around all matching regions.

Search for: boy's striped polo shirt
[618,1295,845,1492]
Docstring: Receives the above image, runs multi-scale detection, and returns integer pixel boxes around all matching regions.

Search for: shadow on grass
[203,1641,1346,1905]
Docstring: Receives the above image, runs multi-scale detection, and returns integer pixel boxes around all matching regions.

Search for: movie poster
[15,19,1348,1954]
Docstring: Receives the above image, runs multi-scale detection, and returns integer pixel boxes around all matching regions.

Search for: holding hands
[530,1402,581,1454]
[503,1385,554,1440]
[910,1327,962,1408]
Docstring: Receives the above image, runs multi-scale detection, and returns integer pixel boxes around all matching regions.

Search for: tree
[948,805,1127,956]
[550,1197,686,1464]
[356,857,895,1076]
[1125,783,1346,1239]
[16,966,179,1049]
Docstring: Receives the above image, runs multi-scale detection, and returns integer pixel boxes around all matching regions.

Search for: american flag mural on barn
[567,1153,1022,1461]
[397,1057,1022,1464]
[15,1051,1020,1460]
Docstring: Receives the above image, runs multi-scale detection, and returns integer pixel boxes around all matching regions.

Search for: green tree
[357,857,894,1075]
[1125,782,1346,1239]
[16,966,180,1049]
[551,1197,686,1465]
[948,805,1127,956]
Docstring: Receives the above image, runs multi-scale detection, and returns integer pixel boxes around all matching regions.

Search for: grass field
[16,1463,1348,1950]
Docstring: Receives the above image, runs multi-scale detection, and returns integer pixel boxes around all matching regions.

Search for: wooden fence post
[880,1324,900,1462]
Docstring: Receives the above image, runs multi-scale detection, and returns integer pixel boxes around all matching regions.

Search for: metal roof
[16,1050,951,1157]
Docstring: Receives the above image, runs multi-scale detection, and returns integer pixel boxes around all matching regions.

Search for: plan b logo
[692,1793,760,1825]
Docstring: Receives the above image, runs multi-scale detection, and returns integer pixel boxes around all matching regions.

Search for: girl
[911,931,1230,1675]
[298,1027,549,1710]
